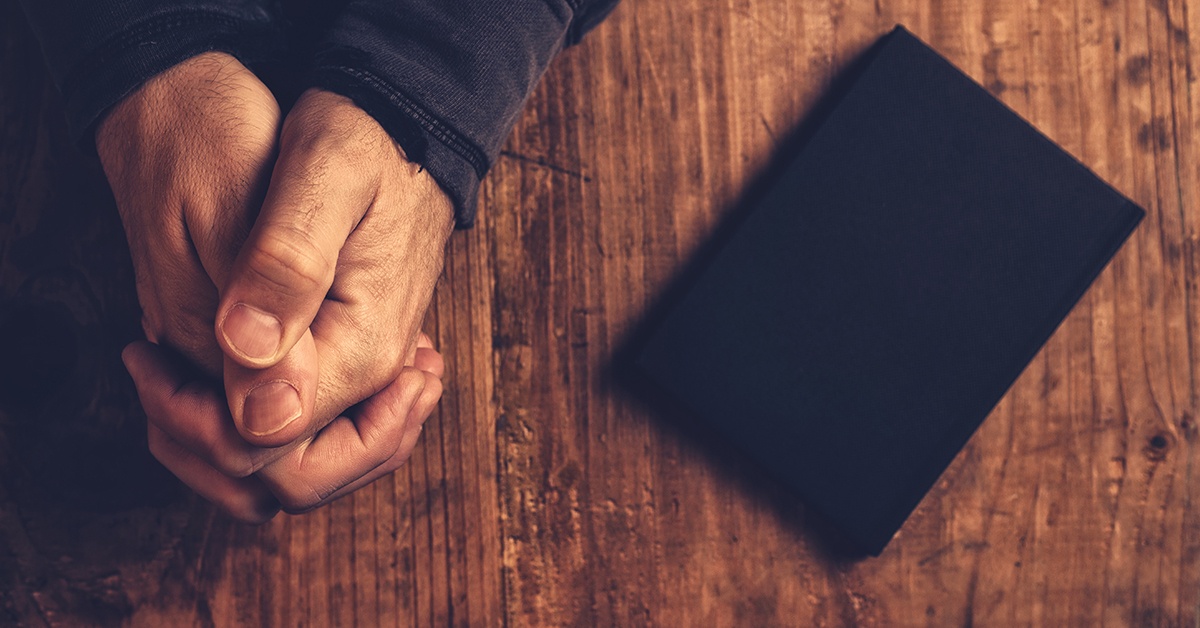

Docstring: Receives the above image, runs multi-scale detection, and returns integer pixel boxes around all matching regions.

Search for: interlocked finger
[148,423,280,523]
[258,366,440,513]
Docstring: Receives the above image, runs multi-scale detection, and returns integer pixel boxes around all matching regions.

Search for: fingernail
[222,303,282,361]
[243,381,302,436]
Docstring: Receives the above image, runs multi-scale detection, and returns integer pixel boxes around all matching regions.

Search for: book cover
[636,26,1145,555]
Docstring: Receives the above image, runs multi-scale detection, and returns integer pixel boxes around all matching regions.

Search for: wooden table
[2,0,1198,625]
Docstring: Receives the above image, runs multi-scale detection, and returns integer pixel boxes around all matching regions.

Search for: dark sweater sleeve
[17,0,282,144]
[309,0,621,227]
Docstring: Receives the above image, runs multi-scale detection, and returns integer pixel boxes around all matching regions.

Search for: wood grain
[2,0,1198,625]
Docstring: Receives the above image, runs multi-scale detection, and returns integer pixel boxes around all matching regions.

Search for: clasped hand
[97,52,454,521]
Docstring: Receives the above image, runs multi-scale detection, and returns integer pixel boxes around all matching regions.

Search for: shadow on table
[0,21,236,620]
[608,34,897,563]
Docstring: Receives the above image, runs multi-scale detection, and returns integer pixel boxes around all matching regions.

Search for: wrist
[96,52,249,160]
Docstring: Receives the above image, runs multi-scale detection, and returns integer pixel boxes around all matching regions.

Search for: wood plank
[1,0,1197,625]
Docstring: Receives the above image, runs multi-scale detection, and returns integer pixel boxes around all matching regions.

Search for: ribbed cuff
[311,56,487,228]
[63,10,283,146]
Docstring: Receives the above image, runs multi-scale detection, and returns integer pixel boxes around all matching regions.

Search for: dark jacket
[17,0,620,226]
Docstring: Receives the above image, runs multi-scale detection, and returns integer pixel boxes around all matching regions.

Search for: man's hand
[122,333,445,519]
[214,87,456,509]
[97,52,283,521]
[122,87,455,516]
[213,89,455,450]
[97,51,279,378]
[103,56,452,520]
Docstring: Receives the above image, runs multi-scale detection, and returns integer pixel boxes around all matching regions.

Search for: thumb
[215,130,370,369]
[224,329,320,447]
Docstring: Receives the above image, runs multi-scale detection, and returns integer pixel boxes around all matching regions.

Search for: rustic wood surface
[2,0,1199,625]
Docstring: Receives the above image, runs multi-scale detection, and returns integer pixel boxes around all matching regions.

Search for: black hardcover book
[635,26,1144,555]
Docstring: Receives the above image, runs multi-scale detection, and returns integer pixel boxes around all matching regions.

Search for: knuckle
[396,368,428,406]
[272,481,331,514]
[140,382,197,435]
[363,425,406,468]
[147,428,169,462]
[365,372,426,447]
[174,406,254,478]
[378,455,410,478]
[208,446,256,479]
[333,330,405,399]
[266,470,336,516]
[421,374,444,407]
[286,100,381,161]
[244,227,334,298]
[138,393,168,429]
